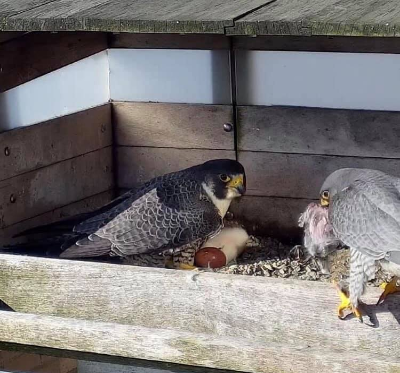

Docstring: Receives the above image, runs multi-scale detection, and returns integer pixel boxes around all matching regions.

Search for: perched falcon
[319,168,400,321]
[6,159,246,269]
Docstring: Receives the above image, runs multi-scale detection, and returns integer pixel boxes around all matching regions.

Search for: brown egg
[194,247,227,269]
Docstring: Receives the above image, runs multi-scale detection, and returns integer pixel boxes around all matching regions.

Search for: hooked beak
[228,175,246,195]
[320,197,329,207]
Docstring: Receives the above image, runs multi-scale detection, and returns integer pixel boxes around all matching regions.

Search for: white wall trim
[236,50,400,110]
[0,51,110,132]
[0,48,232,131]
[2,48,400,131]
[108,49,231,105]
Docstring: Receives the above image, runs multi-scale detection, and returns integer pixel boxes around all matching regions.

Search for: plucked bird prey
[6,159,246,269]
[292,202,343,274]
[319,168,400,321]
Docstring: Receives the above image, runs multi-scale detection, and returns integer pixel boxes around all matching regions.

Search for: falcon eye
[219,174,230,182]
[322,190,329,199]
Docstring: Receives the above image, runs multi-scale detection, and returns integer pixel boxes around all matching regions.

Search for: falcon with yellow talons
[5,159,246,265]
[318,168,400,322]
[377,276,400,305]
[334,282,363,322]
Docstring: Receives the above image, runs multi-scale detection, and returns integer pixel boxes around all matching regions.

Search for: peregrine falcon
[7,159,246,269]
[319,168,400,321]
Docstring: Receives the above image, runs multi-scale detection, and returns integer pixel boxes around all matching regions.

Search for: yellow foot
[164,260,198,271]
[177,263,198,271]
[333,282,363,323]
[377,277,400,305]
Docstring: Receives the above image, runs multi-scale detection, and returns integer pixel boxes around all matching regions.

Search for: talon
[164,258,198,271]
[333,281,363,322]
[177,263,199,271]
[377,277,400,305]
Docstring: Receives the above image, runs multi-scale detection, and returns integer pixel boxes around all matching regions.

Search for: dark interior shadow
[0,299,15,312]
[233,50,251,106]
[0,91,10,133]
[211,50,233,105]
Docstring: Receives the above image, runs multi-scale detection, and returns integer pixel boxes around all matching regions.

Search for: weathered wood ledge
[1,0,400,37]
[0,254,399,373]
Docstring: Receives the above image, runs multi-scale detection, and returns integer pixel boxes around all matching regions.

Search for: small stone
[264,263,273,271]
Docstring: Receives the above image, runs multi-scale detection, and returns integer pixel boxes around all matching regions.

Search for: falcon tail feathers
[12,211,100,238]
[12,191,135,239]
[2,235,112,259]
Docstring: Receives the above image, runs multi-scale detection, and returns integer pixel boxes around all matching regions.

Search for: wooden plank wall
[114,102,235,188]
[111,33,234,187]
[4,30,400,244]
[110,34,400,242]
[0,104,114,245]
[233,106,400,239]
[0,23,112,248]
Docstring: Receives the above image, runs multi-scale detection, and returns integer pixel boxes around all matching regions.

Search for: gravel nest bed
[213,235,392,287]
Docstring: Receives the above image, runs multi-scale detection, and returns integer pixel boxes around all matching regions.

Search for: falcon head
[197,159,246,217]
[319,168,368,207]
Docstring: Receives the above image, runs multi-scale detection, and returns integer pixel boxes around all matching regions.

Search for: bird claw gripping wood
[377,277,400,305]
[333,281,363,323]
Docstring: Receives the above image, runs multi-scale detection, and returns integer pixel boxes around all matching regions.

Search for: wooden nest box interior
[1,1,400,372]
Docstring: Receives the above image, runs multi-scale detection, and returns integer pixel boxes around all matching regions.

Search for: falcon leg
[334,282,363,322]
[377,276,400,305]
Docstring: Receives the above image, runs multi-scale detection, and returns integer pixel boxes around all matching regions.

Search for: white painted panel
[0,51,109,131]
[236,50,400,110]
[109,49,231,105]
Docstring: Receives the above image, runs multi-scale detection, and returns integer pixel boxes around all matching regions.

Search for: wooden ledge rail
[0,254,399,372]
[0,310,399,373]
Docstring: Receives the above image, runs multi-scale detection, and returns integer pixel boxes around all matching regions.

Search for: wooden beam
[0,147,113,228]
[0,31,107,92]
[233,35,400,53]
[238,151,400,199]
[1,0,272,34]
[0,104,111,182]
[0,256,399,373]
[110,33,230,49]
[0,0,60,17]
[237,106,400,158]
[3,0,400,38]
[116,147,235,188]
[229,0,400,37]
[113,102,234,150]
[0,310,399,373]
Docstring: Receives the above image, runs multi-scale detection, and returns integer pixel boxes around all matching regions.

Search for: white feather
[202,182,232,218]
